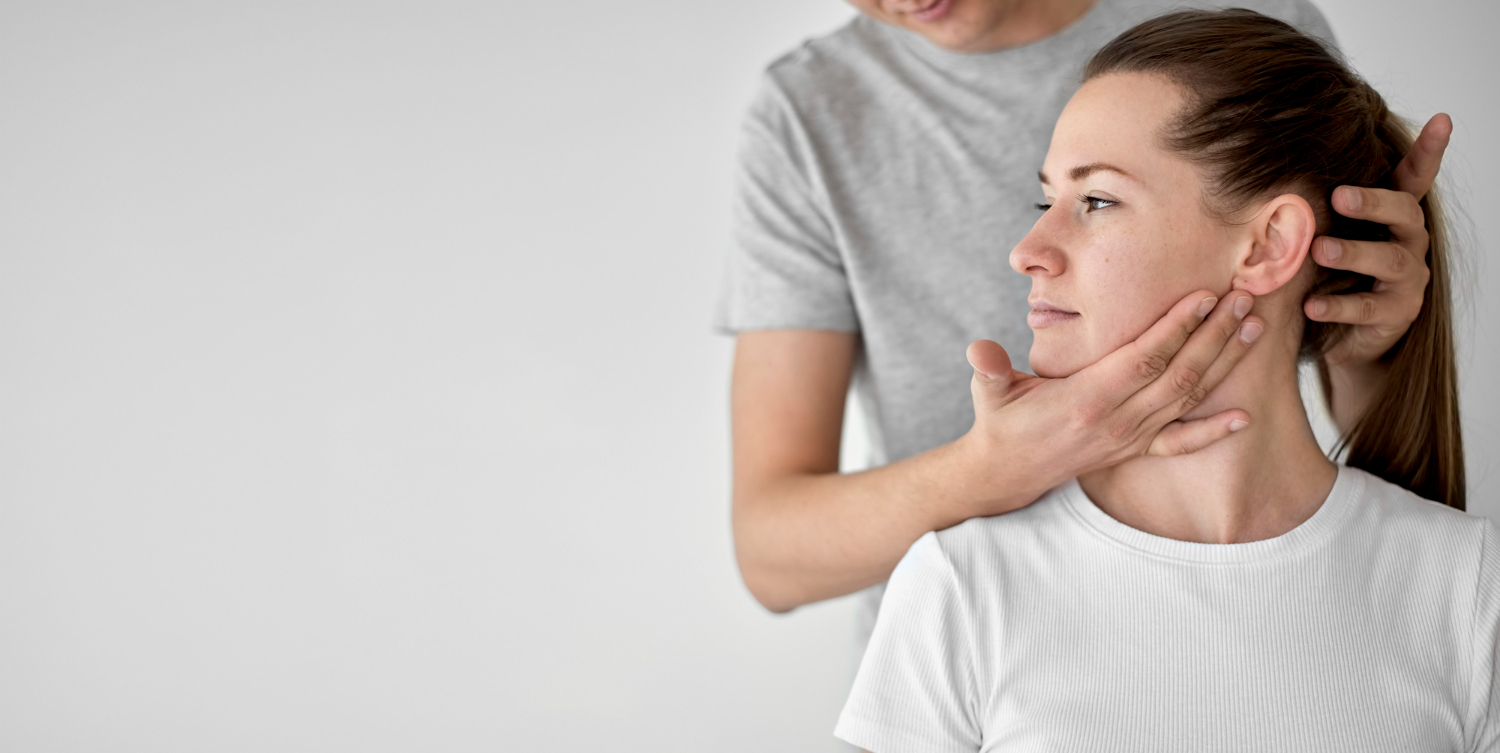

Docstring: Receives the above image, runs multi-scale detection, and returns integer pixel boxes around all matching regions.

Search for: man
[712,0,1448,661]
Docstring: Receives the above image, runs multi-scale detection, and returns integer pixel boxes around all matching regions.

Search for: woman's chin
[1027,347,1088,379]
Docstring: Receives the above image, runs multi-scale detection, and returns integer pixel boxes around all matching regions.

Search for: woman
[833,9,1497,752]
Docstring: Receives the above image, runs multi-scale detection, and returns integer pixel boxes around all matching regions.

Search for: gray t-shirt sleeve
[710,74,859,336]
[1466,520,1500,752]
[1283,0,1335,48]
[835,530,981,753]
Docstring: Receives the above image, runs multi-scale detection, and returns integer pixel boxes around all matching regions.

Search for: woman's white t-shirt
[835,466,1500,752]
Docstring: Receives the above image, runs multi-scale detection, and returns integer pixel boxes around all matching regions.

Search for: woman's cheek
[1082,268,1159,358]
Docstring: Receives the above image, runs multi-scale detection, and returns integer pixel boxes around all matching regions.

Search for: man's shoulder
[1217,0,1335,44]
[1111,0,1335,47]
[759,13,888,83]
[745,14,903,122]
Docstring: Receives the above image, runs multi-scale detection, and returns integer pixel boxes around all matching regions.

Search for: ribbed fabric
[835,466,1500,752]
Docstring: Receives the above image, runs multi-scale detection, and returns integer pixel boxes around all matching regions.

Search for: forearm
[732,433,1045,613]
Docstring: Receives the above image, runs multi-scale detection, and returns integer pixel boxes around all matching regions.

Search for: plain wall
[0,1,1494,751]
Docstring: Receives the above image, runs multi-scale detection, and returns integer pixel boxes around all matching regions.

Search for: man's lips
[907,0,953,22]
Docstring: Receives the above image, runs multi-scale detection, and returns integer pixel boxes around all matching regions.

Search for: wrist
[939,429,1054,523]
[1326,354,1390,389]
[1325,356,1391,430]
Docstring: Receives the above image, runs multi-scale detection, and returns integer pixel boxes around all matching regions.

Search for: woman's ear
[1232,193,1316,295]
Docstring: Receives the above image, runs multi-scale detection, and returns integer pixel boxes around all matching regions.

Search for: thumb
[967,339,1016,400]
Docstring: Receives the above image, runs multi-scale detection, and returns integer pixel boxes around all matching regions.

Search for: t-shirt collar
[1059,464,1364,564]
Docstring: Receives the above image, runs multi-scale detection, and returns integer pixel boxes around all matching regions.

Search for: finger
[1145,315,1264,429]
[1392,113,1452,200]
[1080,289,1224,401]
[1309,236,1427,287]
[1303,291,1400,327]
[1116,292,1257,419]
[1329,186,1426,240]
[1146,409,1251,457]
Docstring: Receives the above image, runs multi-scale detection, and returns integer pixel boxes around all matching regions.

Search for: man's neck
[1077,340,1338,545]
[961,0,1099,52]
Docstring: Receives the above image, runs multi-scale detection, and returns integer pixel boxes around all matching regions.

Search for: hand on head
[1305,113,1451,368]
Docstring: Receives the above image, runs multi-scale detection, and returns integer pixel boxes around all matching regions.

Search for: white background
[1,1,1496,751]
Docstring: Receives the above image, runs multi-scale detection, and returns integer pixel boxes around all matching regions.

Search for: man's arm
[729,289,1264,614]
[730,329,975,613]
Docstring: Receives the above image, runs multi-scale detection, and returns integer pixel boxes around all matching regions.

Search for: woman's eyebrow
[1037,162,1137,184]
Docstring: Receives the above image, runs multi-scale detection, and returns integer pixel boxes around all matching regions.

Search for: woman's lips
[1027,304,1080,328]
[910,0,953,23]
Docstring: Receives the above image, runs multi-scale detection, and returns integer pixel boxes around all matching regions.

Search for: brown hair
[1084,8,1465,509]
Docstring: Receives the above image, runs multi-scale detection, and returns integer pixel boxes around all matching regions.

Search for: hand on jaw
[959,288,1263,518]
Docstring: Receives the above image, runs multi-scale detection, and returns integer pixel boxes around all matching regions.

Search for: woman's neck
[1077,334,1338,545]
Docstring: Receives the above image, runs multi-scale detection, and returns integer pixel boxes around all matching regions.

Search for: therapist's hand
[957,290,1262,517]
[1304,113,1450,431]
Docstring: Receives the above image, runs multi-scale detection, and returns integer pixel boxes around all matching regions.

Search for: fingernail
[1196,296,1218,319]
[1239,321,1263,344]
[1311,298,1328,317]
[1322,238,1341,262]
[1339,186,1362,211]
[1229,419,1249,432]
[1233,296,1252,320]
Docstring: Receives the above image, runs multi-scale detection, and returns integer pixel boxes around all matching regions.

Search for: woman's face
[1013,72,1242,378]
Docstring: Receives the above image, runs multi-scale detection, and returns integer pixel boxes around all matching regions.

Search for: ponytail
[1331,173,1464,509]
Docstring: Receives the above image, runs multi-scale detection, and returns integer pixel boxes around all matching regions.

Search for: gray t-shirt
[711,0,1336,654]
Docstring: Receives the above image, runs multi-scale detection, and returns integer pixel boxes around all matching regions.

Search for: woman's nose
[1009,223,1066,277]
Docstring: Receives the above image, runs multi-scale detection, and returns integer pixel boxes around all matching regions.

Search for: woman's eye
[1079,194,1118,212]
[1034,202,1052,212]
